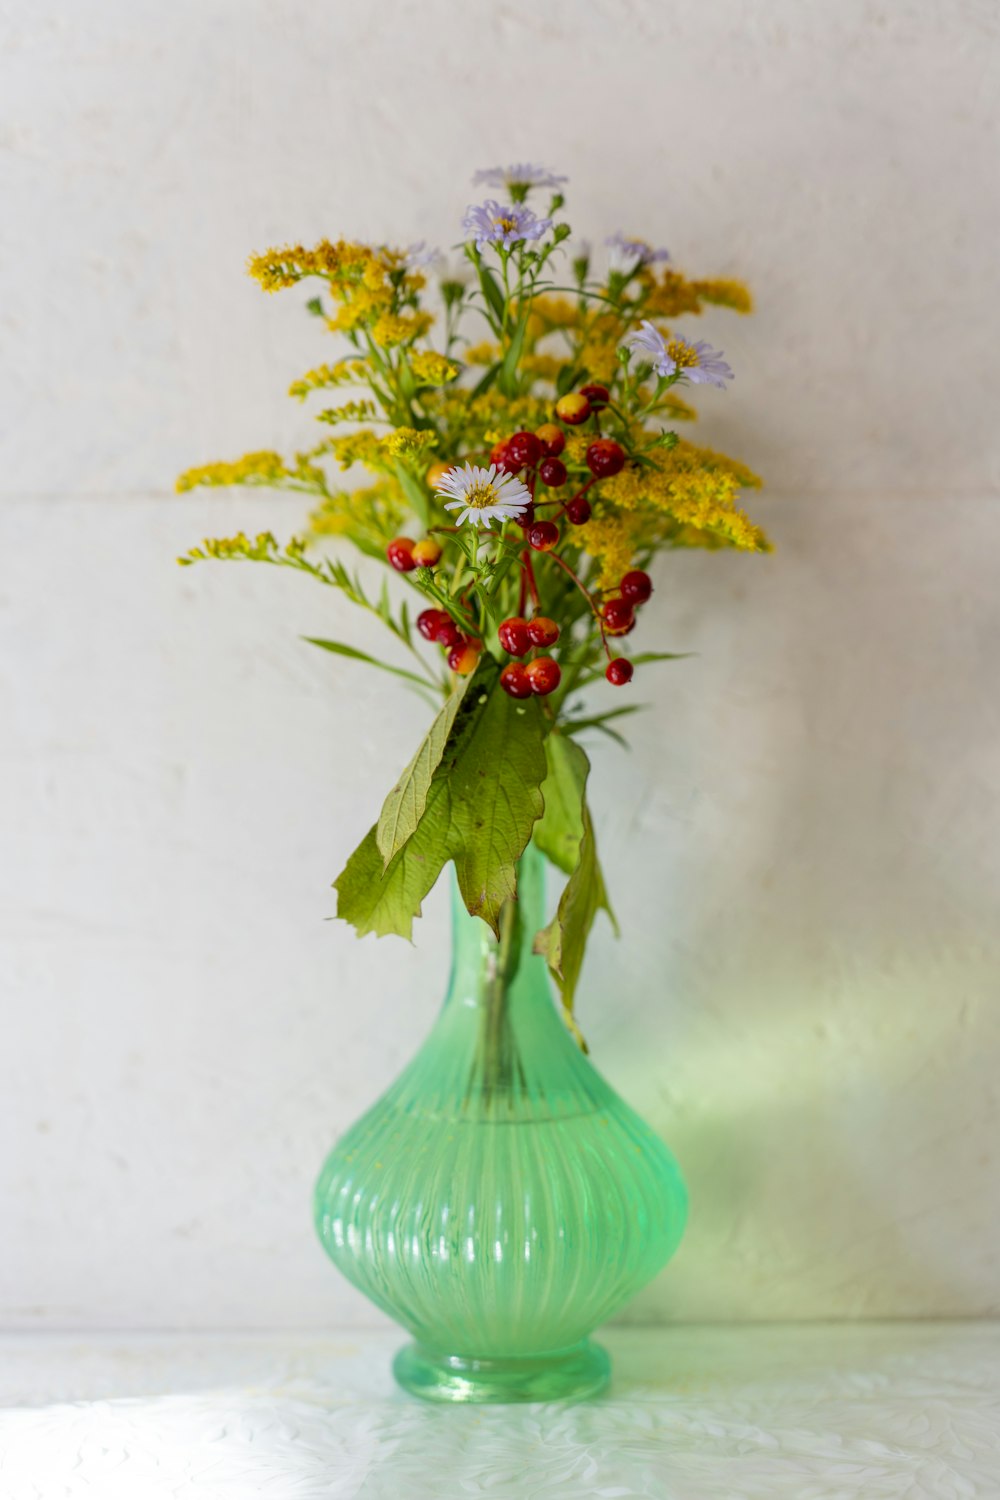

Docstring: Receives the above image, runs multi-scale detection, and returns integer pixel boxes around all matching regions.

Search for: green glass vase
[314,842,688,1403]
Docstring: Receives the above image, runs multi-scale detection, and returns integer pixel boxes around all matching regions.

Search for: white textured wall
[2,0,999,1330]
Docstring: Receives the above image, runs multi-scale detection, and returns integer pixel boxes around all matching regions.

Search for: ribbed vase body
[314,845,687,1401]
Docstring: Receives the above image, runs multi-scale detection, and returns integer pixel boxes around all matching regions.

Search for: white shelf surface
[1,1323,997,1498]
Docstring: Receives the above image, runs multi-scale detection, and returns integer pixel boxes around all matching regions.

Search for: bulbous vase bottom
[392,1338,611,1404]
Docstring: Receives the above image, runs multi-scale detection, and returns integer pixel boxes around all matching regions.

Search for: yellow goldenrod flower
[408,350,459,385]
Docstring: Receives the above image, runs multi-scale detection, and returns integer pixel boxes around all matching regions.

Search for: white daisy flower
[433,462,531,528]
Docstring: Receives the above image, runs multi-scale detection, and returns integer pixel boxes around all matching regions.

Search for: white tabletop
[1,1323,997,1498]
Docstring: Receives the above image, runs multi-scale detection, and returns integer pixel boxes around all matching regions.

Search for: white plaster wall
[1,0,999,1329]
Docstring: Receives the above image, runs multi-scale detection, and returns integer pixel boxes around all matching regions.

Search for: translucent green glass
[314,843,687,1402]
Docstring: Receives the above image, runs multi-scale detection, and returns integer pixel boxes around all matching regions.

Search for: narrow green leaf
[470,362,501,399]
[303,637,432,689]
[563,704,646,736]
[499,314,529,394]
[393,460,430,529]
[478,266,506,325]
[376,665,482,866]
[556,363,585,397]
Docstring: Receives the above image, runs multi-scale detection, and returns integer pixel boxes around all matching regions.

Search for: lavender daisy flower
[434,462,532,529]
[462,200,553,252]
[606,232,671,276]
[404,241,443,270]
[622,320,734,388]
[473,163,568,195]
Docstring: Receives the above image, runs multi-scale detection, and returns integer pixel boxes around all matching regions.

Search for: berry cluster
[387,385,656,698]
[416,607,480,676]
[497,614,561,698]
[386,536,444,572]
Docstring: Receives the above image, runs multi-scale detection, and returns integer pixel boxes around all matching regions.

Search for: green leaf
[446,666,547,933]
[533,742,616,1010]
[335,658,548,939]
[376,669,479,866]
[533,732,586,875]
[303,637,433,689]
[334,820,445,941]
[499,314,529,395]
[563,705,646,737]
[393,461,430,530]
[556,363,585,397]
[470,362,501,399]
[478,266,506,325]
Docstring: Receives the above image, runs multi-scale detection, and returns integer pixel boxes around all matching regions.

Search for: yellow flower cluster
[175,450,327,494]
[639,268,754,319]
[464,341,501,366]
[308,480,407,545]
[328,426,438,472]
[288,360,370,400]
[521,352,563,381]
[408,350,459,385]
[316,400,380,427]
[247,239,389,293]
[370,310,433,347]
[178,531,307,565]
[578,441,768,586]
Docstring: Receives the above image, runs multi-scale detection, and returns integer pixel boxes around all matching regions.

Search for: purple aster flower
[622,320,734,388]
[472,163,568,194]
[404,241,443,270]
[462,200,553,252]
[606,232,671,275]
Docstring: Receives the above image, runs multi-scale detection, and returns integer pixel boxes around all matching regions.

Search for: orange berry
[412,538,443,567]
[554,392,591,425]
[535,423,565,456]
[447,642,480,675]
[426,461,453,488]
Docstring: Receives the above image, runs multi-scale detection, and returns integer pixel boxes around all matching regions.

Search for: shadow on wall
[593,494,1000,1321]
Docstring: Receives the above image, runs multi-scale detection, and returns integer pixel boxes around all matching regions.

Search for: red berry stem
[521,549,541,608]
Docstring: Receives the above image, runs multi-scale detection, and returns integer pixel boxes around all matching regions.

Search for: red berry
[507,430,543,468]
[527,616,560,647]
[535,423,565,457]
[586,439,625,478]
[566,496,592,524]
[606,658,634,686]
[620,569,653,604]
[500,662,532,699]
[417,608,450,641]
[602,596,635,634]
[555,392,591,425]
[538,457,567,487]
[526,656,561,696]
[528,521,560,551]
[580,383,610,408]
[387,537,417,572]
[448,642,480,675]
[498,616,532,657]
[515,501,536,529]
[435,619,462,649]
[490,441,518,474]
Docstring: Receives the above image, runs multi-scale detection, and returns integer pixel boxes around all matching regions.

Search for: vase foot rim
[393,1338,611,1404]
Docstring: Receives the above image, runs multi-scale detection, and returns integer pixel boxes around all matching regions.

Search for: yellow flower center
[493,215,519,234]
[666,338,699,368]
[465,479,501,509]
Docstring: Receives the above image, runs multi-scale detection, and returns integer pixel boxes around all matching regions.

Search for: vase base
[392,1338,611,1404]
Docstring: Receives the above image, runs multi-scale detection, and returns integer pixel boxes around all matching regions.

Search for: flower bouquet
[179,163,766,1401]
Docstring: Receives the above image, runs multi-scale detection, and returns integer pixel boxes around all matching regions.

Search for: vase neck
[443,841,549,1022]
